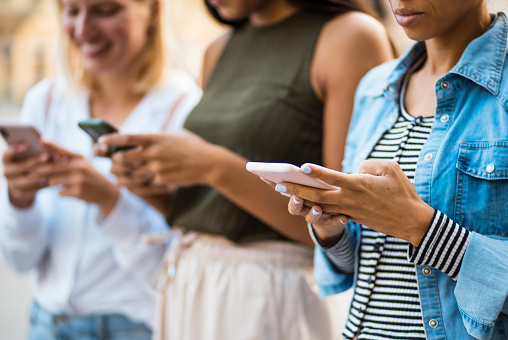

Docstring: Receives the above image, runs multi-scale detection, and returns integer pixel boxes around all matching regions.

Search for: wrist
[314,226,345,248]
[408,203,435,247]
[8,189,35,209]
[97,186,121,218]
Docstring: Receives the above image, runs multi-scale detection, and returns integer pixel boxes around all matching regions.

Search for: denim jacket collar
[383,13,508,106]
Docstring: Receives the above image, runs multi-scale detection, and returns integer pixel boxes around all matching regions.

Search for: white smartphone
[246,162,336,190]
[0,123,47,161]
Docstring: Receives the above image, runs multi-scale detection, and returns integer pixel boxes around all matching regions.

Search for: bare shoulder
[200,30,232,89]
[311,11,393,99]
[319,11,390,50]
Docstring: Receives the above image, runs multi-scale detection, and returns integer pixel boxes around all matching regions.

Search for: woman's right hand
[2,143,52,208]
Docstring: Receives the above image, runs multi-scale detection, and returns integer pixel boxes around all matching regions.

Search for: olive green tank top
[168,10,335,243]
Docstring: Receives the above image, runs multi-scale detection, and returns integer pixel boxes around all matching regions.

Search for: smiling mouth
[80,42,111,57]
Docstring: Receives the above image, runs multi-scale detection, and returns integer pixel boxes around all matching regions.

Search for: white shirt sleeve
[96,188,169,283]
[0,80,53,272]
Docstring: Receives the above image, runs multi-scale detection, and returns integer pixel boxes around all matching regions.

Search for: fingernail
[60,156,68,165]
[301,165,312,174]
[292,197,301,205]
[16,144,28,152]
[339,217,349,224]
[312,208,320,216]
[97,137,106,143]
[280,192,291,197]
[275,183,287,193]
[38,153,49,162]
[40,178,48,187]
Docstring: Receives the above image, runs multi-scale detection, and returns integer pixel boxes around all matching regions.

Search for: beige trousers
[152,230,344,340]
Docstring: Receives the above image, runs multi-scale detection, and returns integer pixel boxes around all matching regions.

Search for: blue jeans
[28,302,152,340]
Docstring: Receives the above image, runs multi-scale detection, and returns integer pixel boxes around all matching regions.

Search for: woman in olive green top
[98,0,393,338]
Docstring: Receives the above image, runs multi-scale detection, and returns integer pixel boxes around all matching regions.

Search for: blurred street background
[0,0,507,338]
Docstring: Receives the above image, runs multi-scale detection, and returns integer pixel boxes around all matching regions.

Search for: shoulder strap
[162,92,188,131]
[44,82,54,128]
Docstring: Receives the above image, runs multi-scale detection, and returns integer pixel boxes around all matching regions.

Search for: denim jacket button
[424,153,433,161]
[429,319,439,328]
[486,163,495,173]
[440,114,449,123]
[422,267,432,276]
[440,81,450,90]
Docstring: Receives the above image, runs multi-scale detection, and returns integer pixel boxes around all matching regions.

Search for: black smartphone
[78,119,136,155]
[0,123,48,161]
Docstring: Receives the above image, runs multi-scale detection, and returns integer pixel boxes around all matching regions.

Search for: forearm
[206,145,312,245]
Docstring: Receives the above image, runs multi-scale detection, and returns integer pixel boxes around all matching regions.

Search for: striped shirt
[315,79,471,339]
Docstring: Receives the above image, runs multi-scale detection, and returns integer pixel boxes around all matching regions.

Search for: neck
[424,8,492,76]
[89,73,145,123]
[249,0,298,27]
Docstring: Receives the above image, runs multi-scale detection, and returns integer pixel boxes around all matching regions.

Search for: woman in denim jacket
[269,0,508,339]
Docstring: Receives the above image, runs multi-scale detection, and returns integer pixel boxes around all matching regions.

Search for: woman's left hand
[274,160,435,247]
[97,130,221,188]
[34,141,120,216]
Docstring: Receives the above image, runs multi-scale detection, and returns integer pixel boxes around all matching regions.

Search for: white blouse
[0,71,201,327]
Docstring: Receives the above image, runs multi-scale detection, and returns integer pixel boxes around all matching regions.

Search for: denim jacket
[314,13,508,340]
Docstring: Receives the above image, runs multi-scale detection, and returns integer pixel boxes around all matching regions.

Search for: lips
[394,9,423,27]
[80,42,111,57]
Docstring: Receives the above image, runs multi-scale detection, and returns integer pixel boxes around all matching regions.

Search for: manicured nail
[292,197,301,205]
[280,192,291,197]
[16,144,28,152]
[275,184,287,193]
[301,165,312,174]
[38,153,49,162]
[312,208,320,216]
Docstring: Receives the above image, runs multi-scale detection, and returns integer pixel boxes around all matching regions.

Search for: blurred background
[0,0,507,338]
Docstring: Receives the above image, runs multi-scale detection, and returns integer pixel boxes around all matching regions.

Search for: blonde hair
[56,0,167,94]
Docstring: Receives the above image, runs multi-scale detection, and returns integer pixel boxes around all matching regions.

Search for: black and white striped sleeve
[308,223,355,274]
[408,210,471,280]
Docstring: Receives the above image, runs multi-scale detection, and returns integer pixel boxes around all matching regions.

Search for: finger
[288,196,304,216]
[42,141,81,160]
[275,182,340,205]
[3,144,28,163]
[8,176,49,192]
[300,163,359,190]
[3,152,51,178]
[98,133,157,147]
[117,173,154,187]
[126,185,173,196]
[260,177,276,188]
[93,143,110,157]
[305,205,323,224]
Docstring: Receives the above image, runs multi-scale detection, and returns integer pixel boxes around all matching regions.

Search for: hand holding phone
[246,162,336,190]
[0,123,48,161]
[78,119,136,155]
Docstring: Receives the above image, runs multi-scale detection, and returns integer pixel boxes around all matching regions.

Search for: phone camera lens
[0,128,8,139]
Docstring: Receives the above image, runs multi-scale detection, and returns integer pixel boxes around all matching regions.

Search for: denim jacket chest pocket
[456,141,508,237]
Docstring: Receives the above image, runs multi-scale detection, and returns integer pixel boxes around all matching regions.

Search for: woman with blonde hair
[0,0,200,339]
